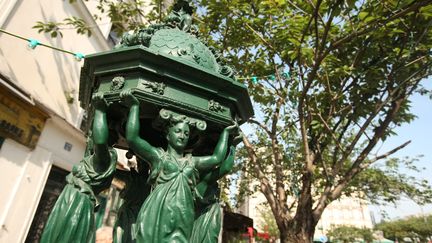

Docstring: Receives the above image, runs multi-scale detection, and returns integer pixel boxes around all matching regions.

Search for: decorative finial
[116,0,236,79]
[165,0,196,32]
[173,0,195,15]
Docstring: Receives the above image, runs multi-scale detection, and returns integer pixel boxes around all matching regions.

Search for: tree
[34,0,432,242]
[33,0,170,38]
[376,214,432,242]
[327,225,373,243]
[195,0,432,242]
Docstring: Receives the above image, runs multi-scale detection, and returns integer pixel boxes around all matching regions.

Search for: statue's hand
[232,132,243,146]
[92,92,108,111]
[120,89,139,107]
[225,121,239,134]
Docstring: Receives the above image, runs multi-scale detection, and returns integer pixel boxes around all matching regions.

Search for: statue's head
[166,120,190,151]
[154,109,206,151]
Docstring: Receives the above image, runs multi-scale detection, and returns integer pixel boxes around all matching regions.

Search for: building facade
[315,197,374,237]
[0,1,118,242]
[238,192,373,240]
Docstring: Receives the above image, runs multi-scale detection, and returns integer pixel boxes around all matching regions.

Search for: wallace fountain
[40,1,253,242]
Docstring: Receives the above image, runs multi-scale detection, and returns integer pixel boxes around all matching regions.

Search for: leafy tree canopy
[196,0,432,241]
[34,0,432,242]
[376,214,432,242]
[327,225,373,243]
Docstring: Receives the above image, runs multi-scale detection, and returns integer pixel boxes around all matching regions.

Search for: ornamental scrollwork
[139,79,166,95]
[110,76,125,91]
[208,100,225,113]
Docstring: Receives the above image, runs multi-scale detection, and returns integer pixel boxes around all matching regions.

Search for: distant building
[0,1,155,242]
[315,197,373,236]
[237,191,267,232]
[238,192,373,239]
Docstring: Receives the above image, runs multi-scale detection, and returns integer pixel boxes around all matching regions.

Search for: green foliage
[196,0,432,240]
[376,214,432,242]
[198,0,432,196]
[33,16,92,38]
[33,0,167,38]
[347,156,432,204]
[257,206,279,238]
[327,225,373,243]
[33,21,63,38]
[39,0,432,240]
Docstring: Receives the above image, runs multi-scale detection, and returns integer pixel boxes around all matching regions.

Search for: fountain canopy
[78,1,253,149]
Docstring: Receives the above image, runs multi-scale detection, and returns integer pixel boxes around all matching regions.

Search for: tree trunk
[278,173,317,243]
[278,219,316,243]
[279,233,313,243]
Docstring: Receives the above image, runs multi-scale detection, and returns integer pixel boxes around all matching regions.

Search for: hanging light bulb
[282,72,290,79]
[74,53,85,61]
[27,39,40,49]
[251,76,258,84]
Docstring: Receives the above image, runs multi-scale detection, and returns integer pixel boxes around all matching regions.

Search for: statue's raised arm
[40,93,118,243]
[193,122,239,171]
[120,90,161,167]
[92,92,116,172]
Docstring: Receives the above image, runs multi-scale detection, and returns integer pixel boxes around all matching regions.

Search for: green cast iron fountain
[41,1,253,242]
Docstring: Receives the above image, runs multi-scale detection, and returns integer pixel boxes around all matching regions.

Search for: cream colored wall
[0,119,87,242]
[0,0,165,241]
[0,0,111,242]
[0,139,53,243]
[0,0,111,125]
[38,118,87,171]
[315,197,373,237]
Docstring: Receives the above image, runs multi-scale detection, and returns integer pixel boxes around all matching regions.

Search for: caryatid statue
[41,1,253,242]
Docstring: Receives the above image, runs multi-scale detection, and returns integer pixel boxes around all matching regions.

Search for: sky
[240,79,432,223]
[369,79,432,222]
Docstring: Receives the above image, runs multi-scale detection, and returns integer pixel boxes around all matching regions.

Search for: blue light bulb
[27,39,40,49]
[251,76,258,84]
[74,53,85,61]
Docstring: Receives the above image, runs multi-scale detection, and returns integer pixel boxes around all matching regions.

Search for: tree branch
[242,134,283,224]
[331,97,405,200]
[249,118,272,137]
[244,21,275,51]
[329,0,432,51]
[271,97,287,208]
[317,0,342,56]
[313,185,332,221]
[366,140,411,165]
[315,112,345,153]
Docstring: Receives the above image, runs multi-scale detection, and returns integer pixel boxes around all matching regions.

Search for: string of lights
[0,28,294,81]
[0,28,85,61]
[237,72,290,84]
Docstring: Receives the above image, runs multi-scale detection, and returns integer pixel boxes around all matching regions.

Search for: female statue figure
[113,157,151,243]
[191,134,242,242]
[120,90,237,243]
[41,93,118,243]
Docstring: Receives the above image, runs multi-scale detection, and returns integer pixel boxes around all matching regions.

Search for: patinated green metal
[78,45,252,134]
[41,94,118,243]
[43,0,253,242]
[78,0,252,137]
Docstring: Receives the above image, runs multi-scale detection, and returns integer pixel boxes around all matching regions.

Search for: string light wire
[237,72,290,84]
[0,28,85,61]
